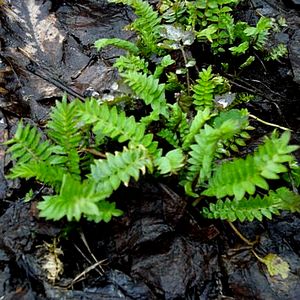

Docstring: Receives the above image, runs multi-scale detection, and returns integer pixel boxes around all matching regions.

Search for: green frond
[165,72,185,92]
[186,113,249,186]
[192,66,226,110]
[94,38,140,55]
[231,93,255,107]
[270,187,300,213]
[286,163,300,187]
[202,187,300,222]
[77,99,145,144]
[155,149,185,175]
[86,202,123,223]
[244,17,272,51]
[110,0,162,54]
[254,17,272,50]
[165,103,187,129]
[213,109,253,155]
[182,107,212,150]
[139,111,161,127]
[131,132,162,158]
[255,131,298,179]
[64,149,81,178]
[157,103,189,147]
[47,96,82,176]
[161,0,186,24]
[38,175,106,222]
[192,66,215,109]
[203,131,299,200]
[202,195,281,222]
[266,44,288,61]
[47,96,82,150]
[121,71,168,116]
[153,55,175,79]
[6,162,65,192]
[5,122,61,165]
[229,41,250,55]
[213,109,248,128]
[114,54,149,73]
[91,146,153,194]
[77,99,161,157]
[157,128,179,148]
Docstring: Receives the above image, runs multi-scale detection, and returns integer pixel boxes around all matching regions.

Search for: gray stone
[283,0,300,7]
[289,30,300,84]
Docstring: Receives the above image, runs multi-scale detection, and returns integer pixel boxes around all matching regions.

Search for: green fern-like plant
[5,122,67,190]
[184,111,249,191]
[121,71,168,117]
[4,0,300,230]
[46,96,83,178]
[114,54,149,73]
[266,43,288,61]
[5,98,162,222]
[153,55,175,79]
[155,148,185,175]
[244,17,272,50]
[213,109,254,155]
[6,122,61,166]
[182,107,213,150]
[110,0,162,55]
[91,145,153,194]
[197,9,236,53]
[38,174,123,223]
[76,99,161,157]
[202,187,300,222]
[203,131,298,200]
[5,98,88,196]
[94,38,140,55]
[8,162,64,192]
[192,66,228,110]
[157,103,189,148]
[38,175,104,221]
[77,99,145,143]
[159,0,186,24]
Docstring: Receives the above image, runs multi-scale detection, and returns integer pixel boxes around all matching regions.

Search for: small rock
[283,0,300,8]
[289,29,300,84]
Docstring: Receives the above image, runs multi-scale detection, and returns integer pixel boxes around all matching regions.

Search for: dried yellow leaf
[261,253,290,279]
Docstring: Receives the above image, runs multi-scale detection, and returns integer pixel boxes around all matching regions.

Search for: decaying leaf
[259,253,290,279]
[38,238,64,283]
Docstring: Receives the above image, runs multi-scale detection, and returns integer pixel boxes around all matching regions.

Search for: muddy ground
[0,0,300,299]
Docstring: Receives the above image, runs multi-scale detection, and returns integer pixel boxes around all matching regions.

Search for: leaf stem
[251,249,264,262]
[228,221,257,246]
[83,148,106,158]
[180,46,191,95]
[249,114,291,131]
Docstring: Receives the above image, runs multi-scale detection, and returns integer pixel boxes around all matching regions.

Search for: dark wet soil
[1,0,300,299]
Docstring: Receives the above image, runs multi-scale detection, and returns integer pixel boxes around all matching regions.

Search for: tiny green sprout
[24,189,34,202]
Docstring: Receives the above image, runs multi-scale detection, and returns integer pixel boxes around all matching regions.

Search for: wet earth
[0,0,300,299]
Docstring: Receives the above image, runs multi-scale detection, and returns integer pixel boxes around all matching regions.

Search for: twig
[243,78,283,98]
[68,259,108,288]
[159,183,182,202]
[17,47,86,101]
[228,221,257,246]
[192,196,205,207]
[83,148,106,158]
[79,230,105,274]
[254,52,267,74]
[73,244,103,277]
[251,249,264,263]
[228,79,261,96]
[180,46,191,95]
[249,114,291,131]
